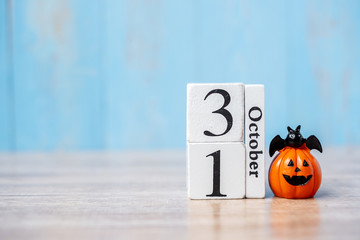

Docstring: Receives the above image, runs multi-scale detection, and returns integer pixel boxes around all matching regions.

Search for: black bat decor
[269,125,323,157]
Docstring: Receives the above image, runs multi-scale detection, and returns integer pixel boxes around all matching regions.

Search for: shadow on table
[269,197,320,239]
[187,197,320,240]
[187,199,267,240]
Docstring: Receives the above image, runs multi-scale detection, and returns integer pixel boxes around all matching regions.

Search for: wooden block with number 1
[187,142,245,199]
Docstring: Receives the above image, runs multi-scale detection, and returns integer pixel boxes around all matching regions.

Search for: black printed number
[206,150,227,197]
[203,89,233,137]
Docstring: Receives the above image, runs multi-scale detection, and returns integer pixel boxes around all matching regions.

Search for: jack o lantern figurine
[269,125,323,199]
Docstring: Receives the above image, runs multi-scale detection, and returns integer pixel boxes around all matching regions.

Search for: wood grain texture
[0,149,359,240]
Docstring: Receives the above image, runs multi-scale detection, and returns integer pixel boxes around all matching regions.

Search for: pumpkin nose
[295,167,301,172]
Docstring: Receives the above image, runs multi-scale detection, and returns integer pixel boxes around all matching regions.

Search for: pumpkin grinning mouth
[282,174,312,186]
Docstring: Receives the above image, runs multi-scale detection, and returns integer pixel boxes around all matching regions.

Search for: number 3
[203,89,233,137]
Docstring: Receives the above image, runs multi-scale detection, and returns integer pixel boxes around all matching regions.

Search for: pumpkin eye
[288,159,294,167]
[303,160,309,167]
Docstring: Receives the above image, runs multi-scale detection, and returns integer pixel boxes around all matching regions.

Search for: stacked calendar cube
[187,83,265,199]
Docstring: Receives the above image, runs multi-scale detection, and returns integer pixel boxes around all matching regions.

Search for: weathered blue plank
[2,0,360,151]
[0,0,14,151]
[285,0,360,146]
[104,0,194,149]
[0,0,7,150]
[193,0,291,146]
[102,0,360,148]
[12,0,105,151]
[281,1,324,139]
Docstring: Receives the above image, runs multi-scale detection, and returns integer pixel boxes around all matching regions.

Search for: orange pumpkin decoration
[269,125,322,199]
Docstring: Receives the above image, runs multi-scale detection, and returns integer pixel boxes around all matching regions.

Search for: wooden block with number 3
[187,142,246,199]
[187,83,245,143]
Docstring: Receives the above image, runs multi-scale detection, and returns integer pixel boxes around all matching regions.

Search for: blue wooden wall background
[1,0,360,151]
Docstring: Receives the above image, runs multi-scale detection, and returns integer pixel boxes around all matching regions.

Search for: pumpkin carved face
[269,144,321,199]
[269,125,322,199]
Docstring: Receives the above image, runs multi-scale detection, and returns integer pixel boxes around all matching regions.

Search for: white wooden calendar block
[187,142,245,199]
[187,83,245,143]
[245,84,265,198]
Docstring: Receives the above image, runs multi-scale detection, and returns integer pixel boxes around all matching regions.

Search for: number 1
[206,150,227,197]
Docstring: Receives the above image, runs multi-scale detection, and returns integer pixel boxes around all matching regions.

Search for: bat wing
[269,135,286,157]
[306,135,323,153]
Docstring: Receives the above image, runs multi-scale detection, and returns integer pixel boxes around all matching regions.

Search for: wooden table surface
[0,148,360,240]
